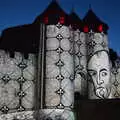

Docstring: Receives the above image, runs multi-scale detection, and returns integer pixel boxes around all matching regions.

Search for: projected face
[88,51,111,99]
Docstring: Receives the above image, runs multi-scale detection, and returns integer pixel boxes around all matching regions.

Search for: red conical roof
[34,0,70,25]
[83,9,109,33]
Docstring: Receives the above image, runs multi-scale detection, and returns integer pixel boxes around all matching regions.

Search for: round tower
[35,1,75,119]
[83,9,111,99]
[69,11,87,98]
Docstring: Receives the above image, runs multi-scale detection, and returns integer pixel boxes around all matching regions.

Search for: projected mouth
[95,87,108,99]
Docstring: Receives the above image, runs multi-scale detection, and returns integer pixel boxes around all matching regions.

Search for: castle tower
[69,11,87,98]
[35,1,75,119]
[83,9,110,99]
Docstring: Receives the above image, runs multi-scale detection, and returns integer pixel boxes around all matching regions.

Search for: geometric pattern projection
[45,23,74,109]
[111,59,120,98]
[0,27,120,119]
[0,50,35,115]
[87,32,109,58]
[74,30,87,95]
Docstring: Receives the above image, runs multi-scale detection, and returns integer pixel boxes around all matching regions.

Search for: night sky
[0,0,120,55]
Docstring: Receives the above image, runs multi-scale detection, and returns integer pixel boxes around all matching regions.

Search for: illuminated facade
[0,0,120,120]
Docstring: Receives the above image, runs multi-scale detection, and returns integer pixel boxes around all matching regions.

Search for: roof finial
[89,4,92,10]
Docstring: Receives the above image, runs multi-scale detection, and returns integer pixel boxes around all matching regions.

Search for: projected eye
[101,71,107,77]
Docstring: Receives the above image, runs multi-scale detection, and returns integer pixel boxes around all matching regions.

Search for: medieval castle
[0,0,120,120]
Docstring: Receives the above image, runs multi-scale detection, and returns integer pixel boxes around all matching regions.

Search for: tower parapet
[36,1,75,119]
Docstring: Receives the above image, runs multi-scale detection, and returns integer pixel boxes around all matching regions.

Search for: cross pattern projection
[45,24,74,109]
[0,51,35,115]
[0,23,120,120]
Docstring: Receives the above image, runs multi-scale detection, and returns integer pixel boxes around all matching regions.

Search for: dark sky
[0,0,120,55]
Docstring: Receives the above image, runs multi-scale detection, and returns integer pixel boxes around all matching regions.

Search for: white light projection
[44,23,75,120]
[87,51,111,99]
[73,30,87,96]
[87,31,112,99]
[0,111,35,120]
[110,58,120,98]
[0,50,36,118]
